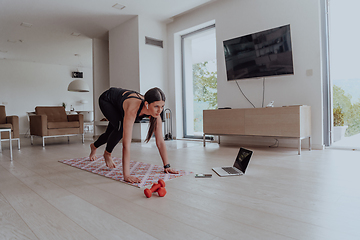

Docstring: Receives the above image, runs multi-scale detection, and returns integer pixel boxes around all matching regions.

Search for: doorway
[329,0,360,150]
[181,25,217,138]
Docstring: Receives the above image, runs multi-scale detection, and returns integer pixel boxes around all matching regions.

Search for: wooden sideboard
[203,105,311,155]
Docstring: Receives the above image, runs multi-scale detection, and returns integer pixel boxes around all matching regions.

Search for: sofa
[30,106,84,146]
[0,105,20,149]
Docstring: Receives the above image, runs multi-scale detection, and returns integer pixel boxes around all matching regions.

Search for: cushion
[0,123,13,139]
[0,105,6,124]
[48,128,80,136]
[0,123,12,130]
[35,106,67,122]
[48,121,80,129]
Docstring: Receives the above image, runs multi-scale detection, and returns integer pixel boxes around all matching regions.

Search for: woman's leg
[93,122,115,148]
[104,123,123,153]
[90,97,123,162]
[89,143,97,161]
[96,97,124,167]
[102,123,123,168]
[90,123,115,160]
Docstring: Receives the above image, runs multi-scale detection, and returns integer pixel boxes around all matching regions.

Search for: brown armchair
[0,105,20,149]
[30,106,84,147]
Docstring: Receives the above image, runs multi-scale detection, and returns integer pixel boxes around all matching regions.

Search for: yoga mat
[59,156,192,188]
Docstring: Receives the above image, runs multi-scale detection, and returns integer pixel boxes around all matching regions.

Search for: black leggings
[93,97,124,153]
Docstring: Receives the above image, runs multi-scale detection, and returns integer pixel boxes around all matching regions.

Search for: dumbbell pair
[144,179,166,198]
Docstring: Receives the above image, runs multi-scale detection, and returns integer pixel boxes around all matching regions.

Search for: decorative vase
[333,125,348,142]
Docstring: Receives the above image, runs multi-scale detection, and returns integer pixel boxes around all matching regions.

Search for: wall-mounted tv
[223,24,294,81]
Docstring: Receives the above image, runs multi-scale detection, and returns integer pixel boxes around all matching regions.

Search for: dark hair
[144,87,166,143]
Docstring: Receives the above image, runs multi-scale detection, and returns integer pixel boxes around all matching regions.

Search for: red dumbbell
[144,179,166,198]
[157,187,167,197]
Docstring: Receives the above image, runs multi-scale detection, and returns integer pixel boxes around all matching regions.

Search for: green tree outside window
[192,61,217,133]
[333,85,360,136]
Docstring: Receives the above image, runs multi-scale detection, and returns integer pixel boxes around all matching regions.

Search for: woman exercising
[89,87,178,183]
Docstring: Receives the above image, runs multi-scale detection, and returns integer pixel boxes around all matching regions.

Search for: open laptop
[212,147,253,177]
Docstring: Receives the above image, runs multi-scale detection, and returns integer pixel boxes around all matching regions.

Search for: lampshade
[68,80,90,92]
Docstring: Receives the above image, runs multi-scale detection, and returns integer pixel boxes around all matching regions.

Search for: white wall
[138,15,167,95]
[166,0,325,149]
[109,16,140,91]
[92,38,110,136]
[108,16,168,140]
[0,58,93,134]
[109,15,167,95]
[138,16,168,139]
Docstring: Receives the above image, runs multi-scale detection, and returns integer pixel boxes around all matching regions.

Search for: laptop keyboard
[222,167,239,174]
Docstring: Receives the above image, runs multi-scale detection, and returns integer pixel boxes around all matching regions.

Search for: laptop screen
[233,148,253,173]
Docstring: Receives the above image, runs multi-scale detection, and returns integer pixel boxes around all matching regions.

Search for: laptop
[212,147,253,177]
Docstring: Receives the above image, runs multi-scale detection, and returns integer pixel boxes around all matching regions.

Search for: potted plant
[333,106,348,142]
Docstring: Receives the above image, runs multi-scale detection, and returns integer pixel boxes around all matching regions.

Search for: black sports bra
[100,88,149,122]
[122,91,149,122]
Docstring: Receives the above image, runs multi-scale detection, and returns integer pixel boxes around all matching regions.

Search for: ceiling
[0,0,215,68]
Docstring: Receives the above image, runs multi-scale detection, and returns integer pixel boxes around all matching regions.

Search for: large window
[329,0,360,149]
[181,25,217,138]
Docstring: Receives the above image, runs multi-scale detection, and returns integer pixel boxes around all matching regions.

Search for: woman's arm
[122,101,142,183]
[154,116,179,174]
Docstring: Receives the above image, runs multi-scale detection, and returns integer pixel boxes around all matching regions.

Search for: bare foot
[104,150,116,168]
[89,143,97,161]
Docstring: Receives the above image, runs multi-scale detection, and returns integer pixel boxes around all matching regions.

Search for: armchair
[0,105,20,149]
[30,106,84,147]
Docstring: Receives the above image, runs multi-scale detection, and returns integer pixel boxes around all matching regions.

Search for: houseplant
[333,106,348,142]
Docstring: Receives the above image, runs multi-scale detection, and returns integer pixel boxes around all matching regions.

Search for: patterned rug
[59,156,192,188]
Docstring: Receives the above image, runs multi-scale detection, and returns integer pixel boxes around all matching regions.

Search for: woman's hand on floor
[164,168,179,174]
[124,175,141,183]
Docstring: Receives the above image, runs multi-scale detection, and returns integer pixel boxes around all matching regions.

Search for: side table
[0,128,13,161]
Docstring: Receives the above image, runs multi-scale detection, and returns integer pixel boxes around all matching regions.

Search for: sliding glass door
[329,0,360,150]
[181,25,217,138]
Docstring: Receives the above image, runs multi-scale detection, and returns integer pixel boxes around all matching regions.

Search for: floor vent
[145,37,163,48]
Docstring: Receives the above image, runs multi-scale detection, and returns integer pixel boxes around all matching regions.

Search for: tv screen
[223,24,294,80]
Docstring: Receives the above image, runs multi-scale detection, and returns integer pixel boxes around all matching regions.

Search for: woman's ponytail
[144,87,166,143]
[145,116,157,143]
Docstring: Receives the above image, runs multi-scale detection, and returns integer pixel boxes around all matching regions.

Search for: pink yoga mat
[59,156,192,188]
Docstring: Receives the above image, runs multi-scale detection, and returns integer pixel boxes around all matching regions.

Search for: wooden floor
[1,136,359,240]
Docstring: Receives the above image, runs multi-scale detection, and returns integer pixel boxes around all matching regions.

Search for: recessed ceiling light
[20,22,33,28]
[71,32,81,36]
[112,3,126,10]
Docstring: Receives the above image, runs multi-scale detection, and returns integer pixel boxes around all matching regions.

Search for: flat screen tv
[223,24,294,81]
